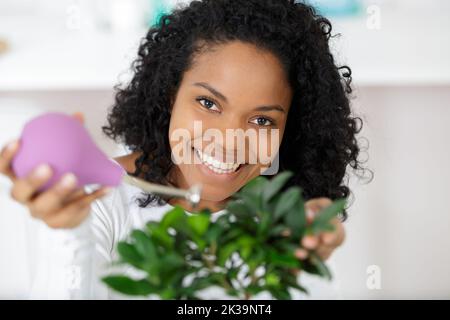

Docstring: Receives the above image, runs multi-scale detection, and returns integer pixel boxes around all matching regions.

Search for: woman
[0,0,365,299]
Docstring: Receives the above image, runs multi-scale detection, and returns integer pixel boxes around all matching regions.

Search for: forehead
[182,41,292,108]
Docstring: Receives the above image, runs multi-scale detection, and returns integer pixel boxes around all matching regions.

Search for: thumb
[72,112,85,125]
[304,197,332,223]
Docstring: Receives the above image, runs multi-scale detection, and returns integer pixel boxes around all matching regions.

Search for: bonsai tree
[102,171,346,299]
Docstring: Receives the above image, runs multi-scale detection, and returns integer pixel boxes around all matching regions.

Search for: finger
[306,207,315,223]
[77,186,112,206]
[294,248,309,260]
[302,234,319,250]
[28,173,78,219]
[62,188,87,204]
[44,202,91,229]
[320,219,345,247]
[44,187,111,229]
[305,197,333,223]
[306,197,333,211]
[10,164,52,203]
[0,140,20,180]
[65,186,110,205]
[316,246,333,261]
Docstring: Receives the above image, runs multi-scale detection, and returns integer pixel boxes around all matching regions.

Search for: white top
[27,181,341,300]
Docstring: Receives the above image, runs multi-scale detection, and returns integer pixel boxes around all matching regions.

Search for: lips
[193,147,244,175]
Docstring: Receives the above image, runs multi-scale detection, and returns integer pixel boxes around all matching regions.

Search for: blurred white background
[1,0,450,299]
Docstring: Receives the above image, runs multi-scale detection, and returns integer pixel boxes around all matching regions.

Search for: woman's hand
[295,197,346,261]
[0,114,111,229]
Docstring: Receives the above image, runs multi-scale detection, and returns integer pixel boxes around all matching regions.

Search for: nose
[201,115,255,164]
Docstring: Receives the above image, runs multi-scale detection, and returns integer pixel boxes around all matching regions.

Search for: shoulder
[114,153,140,175]
[86,152,140,245]
[87,181,170,251]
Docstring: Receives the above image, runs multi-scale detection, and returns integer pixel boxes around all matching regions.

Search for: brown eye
[197,97,220,112]
[250,117,274,127]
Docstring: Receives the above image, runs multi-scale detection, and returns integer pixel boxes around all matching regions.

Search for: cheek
[169,98,214,138]
[169,123,194,166]
[250,128,283,166]
[168,103,199,146]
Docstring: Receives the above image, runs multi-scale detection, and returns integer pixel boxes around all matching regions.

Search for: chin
[197,185,234,203]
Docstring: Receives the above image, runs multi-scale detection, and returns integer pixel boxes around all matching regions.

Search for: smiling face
[168,40,293,210]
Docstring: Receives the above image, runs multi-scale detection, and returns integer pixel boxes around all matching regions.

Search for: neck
[167,197,227,214]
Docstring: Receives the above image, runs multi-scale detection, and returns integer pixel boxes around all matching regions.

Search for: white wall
[334,86,450,299]
[0,91,122,298]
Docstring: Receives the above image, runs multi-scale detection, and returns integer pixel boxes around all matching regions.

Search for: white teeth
[194,148,240,174]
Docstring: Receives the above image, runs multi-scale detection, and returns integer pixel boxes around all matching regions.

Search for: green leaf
[147,223,174,249]
[161,288,176,299]
[103,171,337,300]
[189,277,216,293]
[265,273,280,286]
[187,213,210,237]
[285,200,307,239]
[274,187,301,220]
[225,288,240,298]
[160,206,186,230]
[226,200,251,219]
[257,210,272,236]
[191,234,208,251]
[129,230,162,283]
[246,285,265,297]
[262,171,293,202]
[219,227,244,245]
[217,242,240,266]
[309,253,332,280]
[247,247,265,271]
[161,252,185,272]
[235,235,255,260]
[236,234,255,247]
[117,242,144,270]
[272,239,299,255]
[204,224,223,244]
[290,282,308,295]
[240,176,268,195]
[131,230,158,262]
[316,198,346,223]
[282,273,309,294]
[236,192,262,214]
[267,286,292,300]
[102,276,155,296]
[308,223,335,235]
[267,249,301,269]
[268,225,286,237]
[310,199,346,234]
[226,267,240,280]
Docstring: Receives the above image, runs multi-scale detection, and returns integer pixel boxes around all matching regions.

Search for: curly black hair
[102,0,371,220]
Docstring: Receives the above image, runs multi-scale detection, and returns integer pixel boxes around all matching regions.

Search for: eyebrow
[193,82,228,103]
[192,82,286,113]
[253,105,286,113]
